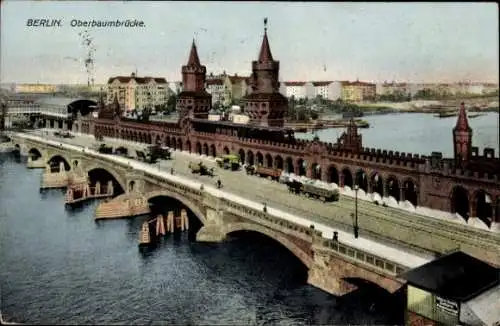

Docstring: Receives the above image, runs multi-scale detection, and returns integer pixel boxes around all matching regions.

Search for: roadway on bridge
[25,129,448,258]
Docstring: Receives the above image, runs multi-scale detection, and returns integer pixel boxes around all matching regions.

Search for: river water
[0,158,401,325]
[296,112,499,157]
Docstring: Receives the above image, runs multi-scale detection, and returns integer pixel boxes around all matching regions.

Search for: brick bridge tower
[453,102,472,165]
[177,40,211,121]
[243,18,287,128]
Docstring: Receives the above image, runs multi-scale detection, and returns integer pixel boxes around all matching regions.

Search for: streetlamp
[353,184,359,238]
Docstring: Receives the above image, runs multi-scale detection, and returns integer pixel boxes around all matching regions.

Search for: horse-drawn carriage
[189,161,215,177]
[246,165,282,181]
[97,143,113,154]
[286,180,339,202]
[216,154,240,171]
[147,145,172,160]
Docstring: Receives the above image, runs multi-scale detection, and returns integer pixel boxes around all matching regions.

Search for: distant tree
[166,94,177,112]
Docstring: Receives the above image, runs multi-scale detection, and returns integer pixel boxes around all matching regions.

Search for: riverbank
[285,119,369,131]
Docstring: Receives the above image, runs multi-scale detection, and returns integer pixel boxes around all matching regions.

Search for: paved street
[24,129,500,259]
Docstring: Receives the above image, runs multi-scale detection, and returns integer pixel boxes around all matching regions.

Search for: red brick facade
[80,23,500,228]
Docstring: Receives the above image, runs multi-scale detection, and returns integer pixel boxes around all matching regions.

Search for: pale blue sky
[1,1,498,84]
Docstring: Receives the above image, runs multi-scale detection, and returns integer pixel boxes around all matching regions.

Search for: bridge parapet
[314,237,408,277]
[220,197,323,243]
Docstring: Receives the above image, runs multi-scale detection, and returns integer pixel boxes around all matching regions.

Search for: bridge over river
[8,132,500,296]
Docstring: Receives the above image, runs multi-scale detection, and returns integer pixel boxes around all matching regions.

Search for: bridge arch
[87,167,126,195]
[144,190,206,224]
[47,154,71,171]
[28,148,43,160]
[223,222,313,269]
[84,164,127,192]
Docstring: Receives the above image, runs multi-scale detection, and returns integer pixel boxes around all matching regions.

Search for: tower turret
[453,102,472,163]
[177,39,211,120]
[242,18,287,128]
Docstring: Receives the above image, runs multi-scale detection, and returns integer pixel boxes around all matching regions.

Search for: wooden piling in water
[139,222,151,245]
[166,211,174,233]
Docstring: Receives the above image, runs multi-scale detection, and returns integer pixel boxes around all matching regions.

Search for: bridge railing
[220,197,323,242]
[315,237,408,277]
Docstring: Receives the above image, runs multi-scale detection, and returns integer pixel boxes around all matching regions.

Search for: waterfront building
[15,83,58,94]
[223,74,249,105]
[341,80,377,102]
[106,73,170,112]
[376,82,411,97]
[205,78,226,105]
[282,81,310,99]
[403,251,499,326]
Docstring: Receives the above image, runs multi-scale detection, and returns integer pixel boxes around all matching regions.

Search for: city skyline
[1,1,498,84]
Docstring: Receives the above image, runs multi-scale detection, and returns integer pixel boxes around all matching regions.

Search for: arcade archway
[402,179,418,207]
[327,165,339,184]
[451,186,470,221]
[474,190,493,227]
[238,149,246,164]
[371,173,384,196]
[203,143,209,156]
[341,168,353,188]
[265,154,273,168]
[355,170,368,192]
[247,151,255,166]
[275,155,284,170]
[210,144,217,157]
[386,176,400,201]
[256,152,264,166]
[195,142,202,155]
[311,163,321,180]
[297,158,306,176]
[285,157,294,174]
[223,147,230,155]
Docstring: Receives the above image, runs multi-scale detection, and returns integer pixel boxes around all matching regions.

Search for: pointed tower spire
[455,101,471,131]
[453,102,473,163]
[187,39,201,66]
[258,17,274,62]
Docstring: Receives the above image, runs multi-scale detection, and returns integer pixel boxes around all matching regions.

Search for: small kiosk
[402,251,499,326]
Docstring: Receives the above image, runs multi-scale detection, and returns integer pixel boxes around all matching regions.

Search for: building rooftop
[35,96,81,108]
[284,81,307,86]
[107,76,168,84]
[402,251,499,302]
